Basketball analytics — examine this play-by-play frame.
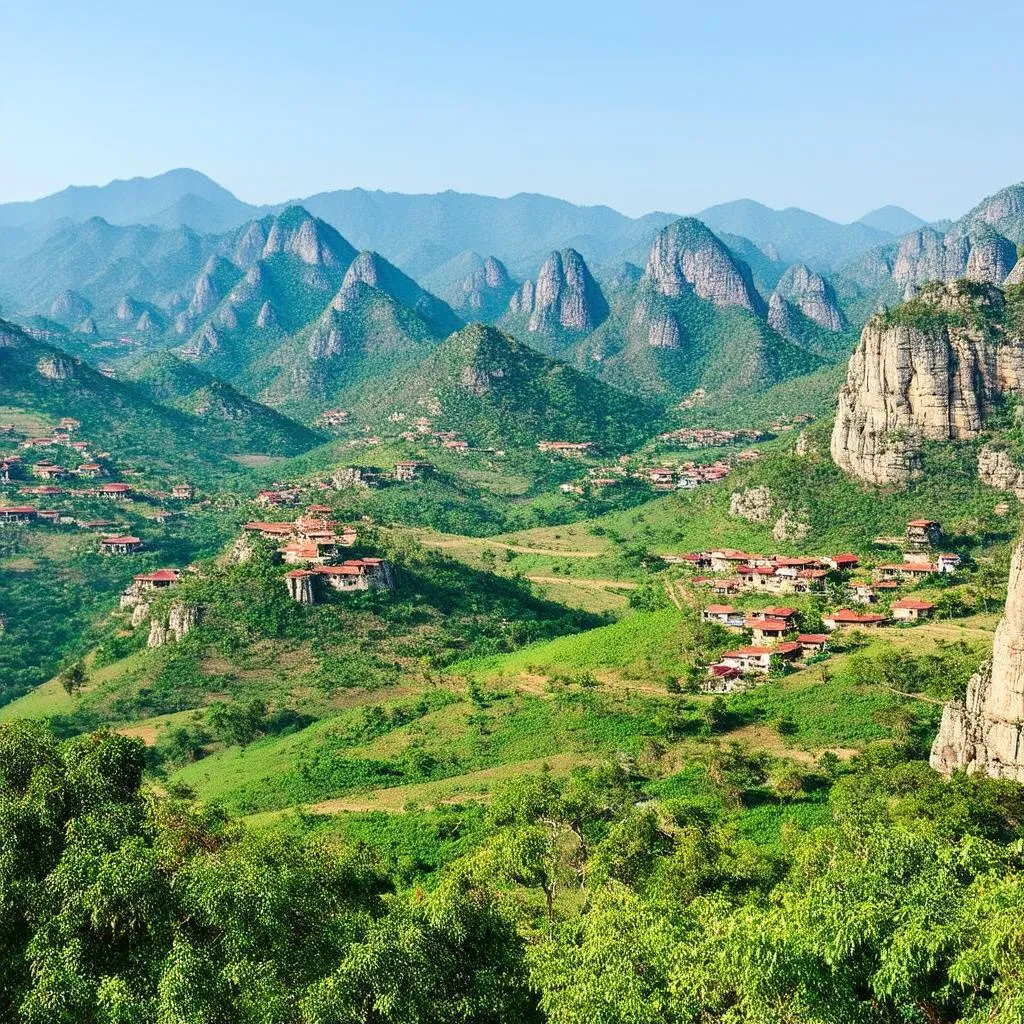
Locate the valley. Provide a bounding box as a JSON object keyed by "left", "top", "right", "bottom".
{"left": 4, "top": 166, "right": 1024, "bottom": 1022}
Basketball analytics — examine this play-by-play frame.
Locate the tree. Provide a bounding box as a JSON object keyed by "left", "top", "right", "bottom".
{"left": 59, "top": 659, "right": 87, "bottom": 698}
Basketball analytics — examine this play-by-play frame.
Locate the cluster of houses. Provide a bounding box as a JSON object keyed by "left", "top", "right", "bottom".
{"left": 239, "top": 507, "right": 394, "bottom": 603}
{"left": 656, "top": 427, "right": 768, "bottom": 449}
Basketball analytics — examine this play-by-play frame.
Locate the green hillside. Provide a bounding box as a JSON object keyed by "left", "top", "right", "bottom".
{"left": 347, "top": 323, "right": 661, "bottom": 450}
{"left": 125, "top": 351, "right": 325, "bottom": 455}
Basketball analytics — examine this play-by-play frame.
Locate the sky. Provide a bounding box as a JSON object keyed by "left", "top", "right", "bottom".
{"left": 2, "top": 0, "right": 1023, "bottom": 223}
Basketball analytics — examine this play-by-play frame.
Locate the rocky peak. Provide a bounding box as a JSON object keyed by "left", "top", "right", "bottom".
{"left": 256, "top": 300, "right": 277, "bottom": 329}
{"left": 508, "top": 249, "right": 608, "bottom": 336}
{"left": 49, "top": 289, "right": 92, "bottom": 324}
{"left": 641, "top": 218, "right": 766, "bottom": 315}
{"left": 335, "top": 251, "right": 461, "bottom": 335}
{"left": 830, "top": 280, "right": 1024, "bottom": 485}
{"left": 75, "top": 316, "right": 99, "bottom": 336}
{"left": 773, "top": 264, "right": 847, "bottom": 332}
{"left": 261, "top": 207, "right": 355, "bottom": 268}
{"left": 452, "top": 256, "right": 516, "bottom": 317}
{"left": 965, "top": 227, "right": 1018, "bottom": 285}
{"left": 188, "top": 255, "right": 238, "bottom": 319}
{"left": 932, "top": 532, "right": 1024, "bottom": 780}
{"left": 115, "top": 295, "right": 141, "bottom": 322}
{"left": 1005, "top": 259, "right": 1024, "bottom": 288}
{"left": 135, "top": 311, "right": 157, "bottom": 332}
{"left": 766, "top": 291, "right": 801, "bottom": 338}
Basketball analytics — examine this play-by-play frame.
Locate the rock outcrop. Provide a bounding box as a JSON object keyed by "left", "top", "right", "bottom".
{"left": 931, "top": 534, "right": 1024, "bottom": 781}
{"left": 773, "top": 264, "right": 847, "bottom": 332}
{"left": 256, "top": 300, "right": 277, "bottom": 329}
{"left": 729, "top": 485, "right": 773, "bottom": 522}
{"left": 965, "top": 230, "right": 1018, "bottom": 286}
{"left": 36, "top": 355, "right": 76, "bottom": 380}
{"left": 508, "top": 249, "right": 608, "bottom": 337}
{"left": 183, "top": 323, "right": 221, "bottom": 359}
{"left": 830, "top": 281, "right": 1024, "bottom": 485}
{"left": 49, "top": 289, "right": 92, "bottom": 324}
{"left": 452, "top": 256, "right": 516, "bottom": 318}
{"left": 75, "top": 316, "right": 99, "bottom": 336}
{"left": 772, "top": 511, "right": 810, "bottom": 542}
{"left": 147, "top": 601, "right": 199, "bottom": 648}
{"left": 641, "top": 218, "right": 766, "bottom": 315}
{"left": 978, "top": 445, "right": 1024, "bottom": 500}
{"left": 115, "top": 295, "right": 141, "bottom": 323}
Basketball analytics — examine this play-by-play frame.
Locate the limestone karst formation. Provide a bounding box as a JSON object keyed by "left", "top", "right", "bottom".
{"left": 931, "top": 533, "right": 1024, "bottom": 780}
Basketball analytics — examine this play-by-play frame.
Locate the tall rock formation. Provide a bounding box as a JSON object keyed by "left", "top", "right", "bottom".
{"left": 830, "top": 281, "right": 1024, "bottom": 485}
{"left": 1005, "top": 259, "right": 1024, "bottom": 288}
{"left": 931, "top": 534, "right": 1024, "bottom": 780}
{"left": 450, "top": 256, "right": 516, "bottom": 320}
{"left": 640, "top": 218, "right": 766, "bottom": 315}
{"left": 772, "top": 264, "right": 847, "bottom": 332}
{"left": 49, "top": 289, "right": 92, "bottom": 325}
{"left": 507, "top": 249, "right": 608, "bottom": 338}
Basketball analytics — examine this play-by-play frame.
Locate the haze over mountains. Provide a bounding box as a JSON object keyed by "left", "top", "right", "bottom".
{"left": 2, "top": 166, "right": 1023, "bottom": 451}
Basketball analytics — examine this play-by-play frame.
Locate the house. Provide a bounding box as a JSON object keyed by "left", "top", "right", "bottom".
{"left": 78, "top": 463, "right": 102, "bottom": 478}
{"left": 537, "top": 441, "right": 593, "bottom": 456}
{"left": 798, "top": 634, "right": 829, "bottom": 654}
{"left": 647, "top": 467, "right": 676, "bottom": 490}
{"left": 906, "top": 519, "right": 941, "bottom": 549}
{"left": 559, "top": 483, "right": 583, "bottom": 495}
{"left": 822, "top": 609, "right": 887, "bottom": 630}
{"left": 100, "top": 535, "right": 142, "bottom": 555}
{"left": 749, "top": 606, "right": 798, "bottom": 624}
{"left": 0, "top": 506, "right": 37, "bottom": 524}
{"left": 443, "top": 439, "right": 469, "bottom": 452}
{"left": 876, "top": 562, "right": 938, "bottom": 582}
{"left": 848, "top": 583, "right": 878, "bottom": 604}
{"left": 37, "top": 509, "right": 60, "bottom": 521}
{"left": 257, "top": 488, "right": 301, "bottom": 506}
{"left": 937, "top": 553, "right": 961, "bottom": 573}
{"left": 703, "top": 662, "right": 745, "bottom": 693}
{"left": 278, "top": 541, "right": 325, "bottom": 565}
{"left": 702, "top": 605, "right": 746, "bottom": 630}
{"left": 747, "top": 617, "right": 790, "bottom": 644}
{"left": 311, "top": 557, "right": 393, "bottom": 593}
{"left": 321, "top": 410, "right": 350, "bottom": 427}
{"left": 243, "top": 521, "right": 296, "bottom": 541}
{"left": 171, "top": 484, "right": 194, "bottom": 500}
{"left": 59, "top": 417, "right": 80, "bottom": 431}
{"left": 709, "top": 549, "right": 758, "bottom": 573}
{"left": 718, "top": 642, "right": 802, "bottom": 676}
{"left": 395, "top": 461, "right": 429, "bottom": 482}
{"left": 823, "top": 553, "right": 859, "bottom": 571}
{"left": 100, "top": 483, "right": 132, "bottom": 499}
{"left": 33, "top": 461, "right": 66, "bottom": 480}
{"left": 892, "top": 598, "right": 936, "bottom": 621}
{"left": 121, "top": 568, "right": 180, "bottom": 606}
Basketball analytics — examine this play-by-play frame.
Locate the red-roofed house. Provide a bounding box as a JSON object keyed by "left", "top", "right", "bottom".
{"left": 100, "top": 483, "right": 132, "bottom": 499}
{"left": 823, "top": 553, "right": 860, "bottom": 570}
{"left": 746, "top": 617, "right": 790, "bottom": 644}
{"left": 33, "top": 461, "right": 65, "bottom": 480}
{"left": 718, "top": 643, "right": 801, "bottom": 676}
{"left": 798, "top": 634, "right": 829, "bottom": 653}
{"left": 0, "top": 506, "right": 37, "bottom": 523}
{"left": 892, "top": 598, "right": 936, "bottom": 621}
{"left": 100, "top": 536, "right": 142, "bottom": 555}
{"left": 876, "top": 563, "right": 938, "bottom": 581}
{"left": 822, "top": 609, "right": 887, "bottom": 630}
{"left": 701, "top": 605, "right": 745, "bottom": 630}
{"left": 78, "top": 463, "right": 102, "bottom": 478}
{"left": 907, "top": 519, "right": 941, "bottom": 548}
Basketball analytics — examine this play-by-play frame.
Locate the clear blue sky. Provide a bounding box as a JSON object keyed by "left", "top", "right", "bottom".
{"left": 3, "top": 0, "right": 1022, "bottom": 222}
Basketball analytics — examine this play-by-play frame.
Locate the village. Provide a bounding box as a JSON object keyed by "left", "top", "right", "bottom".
{"left": 678, "top": 518, "right": 958, "bottom": 692}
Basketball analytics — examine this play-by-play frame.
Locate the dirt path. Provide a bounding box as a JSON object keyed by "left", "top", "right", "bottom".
{"left": 526, "top": 575, "right": 637, "bottom": 589}
{"left": 305, "top": 753, "right": 591, "bottom": 814}
{"left": 426, "top": 536, "right": 603, "bottom": 558}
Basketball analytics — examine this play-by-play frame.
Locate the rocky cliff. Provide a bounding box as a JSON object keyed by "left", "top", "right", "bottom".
{"left": 49, "top": 289, "right": 92, "bottom": 325}
{"left": 772, "top": 263, "right": 847, "bottom": 332}
{"left": 507, "top": 249, "right": 608, "bottom": 338}
{"left": 978, "top": 445, "right": 1024, "bottom": 499}
{"left": 450, "top": 256, "right": 516, "bottom": 319}
{"left": 225, "top": 207, "right": 357, "bottom": 270}
{"left": 640, "top": 218, "right": 765, "bottom": 315}
{"left": 830, "top": 281, "right": 1024, "bottom": 485}
{"left": 931, "top": 533, "right": 1024, "bottom": 780}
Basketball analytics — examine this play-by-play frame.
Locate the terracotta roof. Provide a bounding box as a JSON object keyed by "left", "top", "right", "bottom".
{"left": 758, "top": 606, "right": 797, "bottom": 618}
{"left": 775, "top": 642, "right": 802, "bottom": 655}
{"left": 710, "top": 664, "right": 742, "bottom": 678}
{"left": 134, "top": 569, "right": 180, "bottom": 582}
{"left": 286, "top": 569, "right": 314, "bottom": 578}
{"left": 798, "top": 634, "right": 829, "bottom": 643}
{"left": 826, "top": 609, "right": 887, "bottom": 623}
{"left": 706, "top": 604, "right": 739, "bottom": 614}
{"left": 0, "top": 505, "right": 36, "bottom": 514}
{"left": 313, "top": 565, "right": 363, "bottom": 576}
{"left": 101, "top": 483, "right": 131, "bottom": 492}
{"left": 907, "top": 519, "right": 938, "bottom": 527}
{"left": 893, "top": 598, "right": 936, "bottom": 610}
{"left": 878, "top": 563, "right": 937, "bottom": 572}
{"left": 102, "top": 536, "right": 141, "bottom": 545}
{"left": 748, "top": 617, "right": 789, "bottom": 631}
{"left": 723, "top": 646, "right": 775, "bottom": 657}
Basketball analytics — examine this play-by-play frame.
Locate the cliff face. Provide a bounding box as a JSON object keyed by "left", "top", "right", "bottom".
{"left": 507, "top": 249, "right": 608, "bottom": 337}
{"left": 641, "top": 218, "right": 765, "bottom": 315}
{"left": 830, "top": 281, "right": 1024, "bottom": 485}
{"left": 978, "top": 445, "right": 1024, "bottom": 499}
{"left": 451, "top": 256, "right": 516, "bottom": 319}
{"left": 49, "top": 289, "right": 92, "bottom": 324}
{"left": 931, "top": 534, "right": 1024, "bottom": 781}
{"left": 772, "top": 263, "right": 847, "bottom": 332}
